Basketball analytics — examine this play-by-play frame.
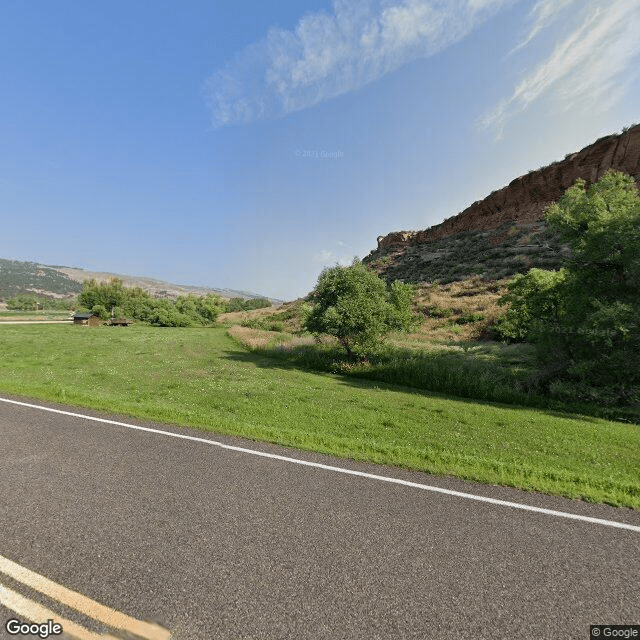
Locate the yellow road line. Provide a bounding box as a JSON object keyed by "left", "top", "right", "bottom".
{"left": 0, "top": 555, "right": 170, "bottom": 640}
{"left": 0, "top": 581, "right": 120, "bottom": 639}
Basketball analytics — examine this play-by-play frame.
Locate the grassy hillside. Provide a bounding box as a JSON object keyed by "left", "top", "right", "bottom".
{"left": 0, "top": 258, "right": 281, "bottom": 304}
{"left": 0, "top": 258, "right": 81, "bottom": 300}
{"left": 0, "top": 323, "right": 638, "bottom": 508}
{"left": 364, "top": 222, "right": 571, "bottom": 285}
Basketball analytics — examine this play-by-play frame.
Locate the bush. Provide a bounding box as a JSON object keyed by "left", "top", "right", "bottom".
{"left": 91, "top": 304, "right": 109, "bottom": 320}
{"left": 456, "top": 312, "right": 484, "bottom": 324}
{"left": 6, "top": 295, "right": 76, "bottom": 311}
{"left": 495, "top": 268, "right": 567, "bottom": 342}
{"left": 226, "top": 297, "right": 272, "bottom": 312}
{"left": 428, "top": 306, "right": 453, "bottom": 318}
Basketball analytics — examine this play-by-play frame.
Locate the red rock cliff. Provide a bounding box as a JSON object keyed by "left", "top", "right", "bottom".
{"left": 376, "top": 124, "right": 640, "bottom": 250}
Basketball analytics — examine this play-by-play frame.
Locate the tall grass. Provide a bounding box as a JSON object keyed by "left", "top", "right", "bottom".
{"left": 240, "top": 333, "right": 640, "bottom": 424}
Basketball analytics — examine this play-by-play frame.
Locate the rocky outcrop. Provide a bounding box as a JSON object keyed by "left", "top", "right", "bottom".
{"left": 375, "top": 124, "right": 640, "bottom": 251}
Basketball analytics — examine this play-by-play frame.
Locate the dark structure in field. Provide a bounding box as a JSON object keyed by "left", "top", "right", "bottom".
{"left": 107, "top": 318, "right": 134, "bottom": 326}
{"left": 73, "top": 313, "right": 102, "bottom": 327}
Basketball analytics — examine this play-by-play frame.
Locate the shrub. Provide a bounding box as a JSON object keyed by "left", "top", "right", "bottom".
{"left": 456, "top": 312, "right": 485, "bottom": 324}
{"left": 428, "top": 306, "right": 454, "bottom": 318}
{"left": 91, "top": 304, "right": 109, "bottom": 320}
{"left": 78, "top": 278, "right": 226, "bottom": 327}
{"left": 6, "top": 295, "right": 76, "bottom": 311}
{"left": 227, "top": 297, "right": 272, "bottom": 312}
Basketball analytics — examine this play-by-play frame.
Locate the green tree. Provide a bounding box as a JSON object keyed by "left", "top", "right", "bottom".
{"left": 7, "top": 294, "right": 76, "bottom": 311}
{"left": 496, "top": 268, "right": 568, "bottom": 342}
{"left": 303, "top": 261, "right": 416, "bottom": 357}
{"left": 497, "top": 170, "right": 640, "bottom": 392}
{"left": 78, "top": 278, "right": 127, "bottom": 313}
{"left": 91, "top": 304, "right": 109, "bottom": 320}
{"left": 174, "top": 293, "right": 225, "bottom": 325}
{"left": 7, "top": 295, "right": 40, "bottom": 311}
{"left": 77, "top": 278, "right": 226, "bottom": 327}
{"left": 241, "top": 297, "right": 272, "bottom": 311}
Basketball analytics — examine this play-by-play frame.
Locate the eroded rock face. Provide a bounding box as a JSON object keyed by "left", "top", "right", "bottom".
{"left": 375, "top": 124, "right": 640, "bottom": 250}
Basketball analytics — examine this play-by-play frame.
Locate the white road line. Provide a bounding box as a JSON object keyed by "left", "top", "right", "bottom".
{"left": 0, "top": 581, "right": 121, "bottom": 640}
{"left": 1, "top": 396, "right": 639, "bottom": 533}
{"left": 0, "top": 554, "right": 170, "bottom": 640}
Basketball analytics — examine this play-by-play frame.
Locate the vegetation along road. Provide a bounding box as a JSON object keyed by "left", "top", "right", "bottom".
{"left": 0, "top": 323, "right": 638, "bottom": 507}
{"left": 1, "top": 397, "right": 639, "bottom": 639}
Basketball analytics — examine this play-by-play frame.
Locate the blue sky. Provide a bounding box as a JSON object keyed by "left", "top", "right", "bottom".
{"left": 2, "top": 0, "right": 639, "bottom": 300}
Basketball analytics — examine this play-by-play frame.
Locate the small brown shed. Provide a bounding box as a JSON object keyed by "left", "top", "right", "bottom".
{"left": 73, "top": 313, "right": 102, "bottom": 327}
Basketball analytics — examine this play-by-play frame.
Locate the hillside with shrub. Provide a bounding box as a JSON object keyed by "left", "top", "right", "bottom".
{"left": 223, "top": 167, "right": 640, "bottom": 424}
{"left": 0, "top": 259, "right": 82, "bottom": 300}
{"left": 364, "top": 123, "right": 640, "bottom": 285}
{"left": 0, "top": 259, "right": 279, "bottom": 304}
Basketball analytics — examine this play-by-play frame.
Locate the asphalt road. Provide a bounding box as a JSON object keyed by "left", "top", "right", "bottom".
{"left": 1, "top": 395, "right": 638, "bottom": 639}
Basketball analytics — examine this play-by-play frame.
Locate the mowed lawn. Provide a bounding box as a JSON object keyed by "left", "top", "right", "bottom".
{"left": 1, "top": 323, "right": 639, "bottom": 508}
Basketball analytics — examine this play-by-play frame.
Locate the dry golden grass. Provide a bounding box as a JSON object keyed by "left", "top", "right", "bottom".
{"left": 219, "top": 300, "right": 305, "bottom": 333}
{"left": 217, "top": 306, "right": 277, "bottom": 324}
{"left": 227, "top": 325, "right": 282, "bottom": 349}
{"left": 408, "top": 275, "right": 512, "bottom": 343}
{"left": 227, "top": 325, "right": 316, "bottom": 350}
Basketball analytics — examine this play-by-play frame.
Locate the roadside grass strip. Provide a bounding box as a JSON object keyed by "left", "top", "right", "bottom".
{"left": 0, "top": 325, "right": 638, "bottom": 508}
{"left": 1, "top": 397, "right": 639, "bottom": 533}
{"left": 0, "top": 554, "right": 170, "bottom": 639}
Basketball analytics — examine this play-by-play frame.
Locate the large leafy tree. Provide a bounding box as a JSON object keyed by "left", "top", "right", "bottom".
{"left": 303, "top": 261, "right": 415, "bottom": 357}
{"left": 78, "top": 278, "right": 128, "bottom": 312}
{"left": 498, "top": 170, "right": 640, "bottom": 392}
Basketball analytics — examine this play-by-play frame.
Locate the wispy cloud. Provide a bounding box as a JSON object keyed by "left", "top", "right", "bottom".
{"left": 482, "top": 0, "right": 640, "bottom": 136}
{"left": 207, "top": 0, "right": 515, "bottom": 127}
{"left": 508, "top": 0, "right": 576, "bottom": 54}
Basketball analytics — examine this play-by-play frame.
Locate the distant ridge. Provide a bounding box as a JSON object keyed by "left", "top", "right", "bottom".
{"left": 0, "top": 258, "right": 282, "bottom": 304}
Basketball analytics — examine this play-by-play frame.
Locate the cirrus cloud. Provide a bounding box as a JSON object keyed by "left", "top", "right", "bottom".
{"left": 481, "top": 0, "right": 640, "bottom": 136}
{"left": 206, "top": 0, "right": 515, "bottom": 127}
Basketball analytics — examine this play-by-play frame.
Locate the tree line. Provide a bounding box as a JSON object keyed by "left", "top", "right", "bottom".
{"left": 75, "top": 279, "right": 272, "bottom": 326}
{"left": 5, "top": 295, "right": 76, "bottom": 311}
{"left": 5, "top": 282, "right": 272, "bottom": 325}
{"left": 494, "top": 170, "right": 639, "bottom": 400}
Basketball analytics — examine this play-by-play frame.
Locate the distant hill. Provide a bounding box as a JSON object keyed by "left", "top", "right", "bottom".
{"left": 0, "top": 259, "right": 82, "bottom": 300}
{"left": 0, "top": 259, "right": 281, "bottom": 304}
{"left": 364, "top": 124, "right": 640, "bottom": 284}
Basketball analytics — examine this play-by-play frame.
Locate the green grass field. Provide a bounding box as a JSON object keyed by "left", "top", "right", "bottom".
{"left": 1, "top": 323, "right": 639, "bottom": 508}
